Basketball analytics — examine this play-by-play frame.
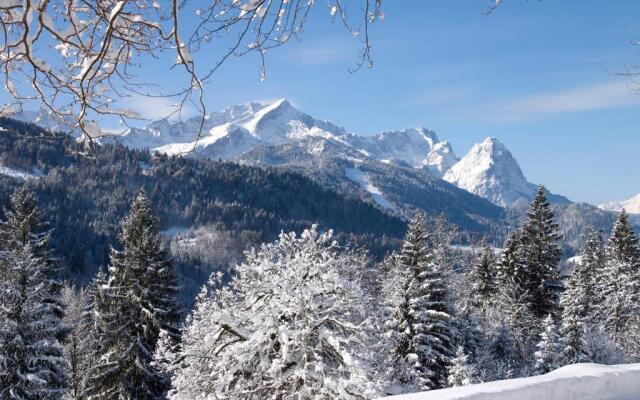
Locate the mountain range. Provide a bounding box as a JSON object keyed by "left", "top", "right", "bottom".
{"left": 94, "top": 98, "right": 568, "bottom": 209}
{"left": 7, "top": 99, "right": 636, "bottom": 255}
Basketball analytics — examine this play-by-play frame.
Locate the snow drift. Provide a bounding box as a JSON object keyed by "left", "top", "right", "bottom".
{"left": 383, "top": 363, "right": 640, "bottom": 400}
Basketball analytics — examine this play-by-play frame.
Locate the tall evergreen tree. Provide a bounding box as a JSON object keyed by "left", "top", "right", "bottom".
{"left": 85, "top": 269, "right": 108, "bottom": 365}
{"left": 85, "top": 191, "right": 180, "bottom": 400}
{"left": 470, "top": 241, "right": 497, "bottom": 307}
{"left": 560, "top": 230, "right": 604, "bottom": 365}
{"left": 600, "top": 210, "right": 640, "bottom": 349}
{"left": 62, "top": 285, "right": 94, "bottom": 400}
{"left": 519, "top": 187, "right": 562, "bottom": 319}
{"left": 0, "top": 186, "right": 67, "bottom": 399}
{"left": 385, "top": 213, "right": 457, "bottom": 393}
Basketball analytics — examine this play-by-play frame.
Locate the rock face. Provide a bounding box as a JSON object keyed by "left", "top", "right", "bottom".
{"left": 599, "top": 193, "right": 640, "bottom": 215}
{"left": 443, "top": 137, "right": 568, "bottom": 207}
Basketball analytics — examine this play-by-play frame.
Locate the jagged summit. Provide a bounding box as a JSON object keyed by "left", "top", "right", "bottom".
{"left": 599, "top": 193, "right": 640, "bottom": 215}
{"left": 425, "top": 140, "right": 459, "bottom": 177}
{"left": 443, "top": 137, "right": 565, "bottom": 207}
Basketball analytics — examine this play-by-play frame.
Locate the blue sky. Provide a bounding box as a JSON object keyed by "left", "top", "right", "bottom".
{"left": 177, "top": 0, "right": 640, "bottom": 205}
{"left": 12, "top": 1, "right": 640, "bottom": 205}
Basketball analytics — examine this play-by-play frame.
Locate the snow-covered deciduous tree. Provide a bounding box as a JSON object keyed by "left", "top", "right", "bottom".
{"left": 384, "top": 213, "right": 457, "bottom": 394}
{"left": 85, "top": 191, "right": 180, "bottom": 400}
{"left": 0, "top": 0, "right": 383, "bottom": 145}
{"left": 447, "top": 346, "right": 478, "bottom": 387}
{"left": 152, "top": 329, "right": 181, "bottom": 391}
{"left": 170, "top": 225, "right": 379, "bottom": 399}
{"left": 61, "top": 285, "right": 95, "bottom": 400}
{"left": 0, "top": 185, "right": 67, "bottom": 399}
{"left": 534, "top": 314, "right": 561, "bottom": 375}
{"left": 560, "top": 230, "right": 604, "bottom": 365}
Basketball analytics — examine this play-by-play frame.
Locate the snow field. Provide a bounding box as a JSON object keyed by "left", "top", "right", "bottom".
{"left": 383, "top": 363, "right": 640, "bottom": 400}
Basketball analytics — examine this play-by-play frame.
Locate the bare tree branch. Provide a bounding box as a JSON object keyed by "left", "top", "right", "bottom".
{"left": 0, "top": 0, "right": 384, "bottom": 152}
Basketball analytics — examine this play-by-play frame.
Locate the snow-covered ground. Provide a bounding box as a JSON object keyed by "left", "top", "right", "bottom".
{"left": 383, "top": 363, "right": 640, "bottom": 400}
{"left": 345, "top": 167, "right": 394, "bottom": 210}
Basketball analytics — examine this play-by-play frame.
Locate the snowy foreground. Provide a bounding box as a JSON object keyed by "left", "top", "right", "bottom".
{"left": 384, "top": 363, "right": 640, "bottom": 400}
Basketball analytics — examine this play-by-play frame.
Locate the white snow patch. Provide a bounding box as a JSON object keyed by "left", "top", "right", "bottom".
{"left": 566, "top": 255, "right": 583, "bottom": 266}
{"left": 384, "top": 363, "right": 640, "bottom": 400}
{"left": 0, "top": 165, "right": 43, "bottom": 181}
{"left": 451, "top": 245, "right": 502, "bottom": 256}
{"left": 344, "top": 167, "right": 393, "bottom": 210}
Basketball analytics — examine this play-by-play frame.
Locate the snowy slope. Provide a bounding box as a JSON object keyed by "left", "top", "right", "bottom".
{"left": 384, "top": 363, "right": 640, "bottom": 400}
{"left": 443, "top": 137, "right": 568, "bottom": 207}
{"left": 344, "top": 167, "right": 394, "bottom": 210}
{"left": 599, "top": 193, "right": 640, "bottom": 215}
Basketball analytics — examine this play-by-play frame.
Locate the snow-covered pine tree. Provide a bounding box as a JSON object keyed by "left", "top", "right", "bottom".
{"left": 469, "top": 241, "right": 497, "bottom": 307}
{"left": 170, "top": 226, "right": 378, "bottom": 399}
{"left": 492, "top": 274, "right": 538, "bottom": 375}
{"left": 534, "top": 314, "right": 561, "bottom": 375}
{"left": 84, "top": 269, "right": 108, "bottom": 366}
{"left": 85, "top": 191, "right": 180, "bottom": 400}
{"left": 62, "top": 285, "right": 94, "bottom": 400}
{"left": 560, "top": 230, "right": 604, "bottom": 365}
{"left": 496, "top": 230, "right": 523, "bottom": 292}
{"left": 600, "top": 210, "right": 640, "bottom": 351}
{"left": 0, "top": 186, "right": 67, "bottom": 399}
{"left": 447, "top": 346, "right": 478, "bottom": 387}
{"left": 480, "top": 322, "right": 519, "bottom": 381}
{"left": 519, "top": 187, "right": 562, "bottom": 319}
{"left": 384, "top": 213, "right": 457, "bottom": 393}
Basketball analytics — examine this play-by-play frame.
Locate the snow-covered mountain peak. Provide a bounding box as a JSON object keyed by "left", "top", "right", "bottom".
{"left": 425, "top": 140, "right": 459, "bottom": 177}
{"left": 443, "top": 136, "right": 537, "bottom": 207}
{"left": 598, "top": 193, "right": 640, "bottom": 215}
{"left": 342, "top": 127, "right": 447, "bottom": 169}
{"left": 475, "top": 136, "right": 510, "bottom": 158}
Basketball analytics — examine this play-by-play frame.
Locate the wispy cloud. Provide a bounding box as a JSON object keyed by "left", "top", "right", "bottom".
{"left": 289, "top": 42, "right": 353, "bottom": 66}
{"left": 482, "top": 81, "right": 640, "bottom": 123}
{"left": 122, "top": 94, "right": 197, "bottom": 121}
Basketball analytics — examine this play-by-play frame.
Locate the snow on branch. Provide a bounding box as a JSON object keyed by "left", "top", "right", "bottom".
{"left": 0, "top": 0, "right": 384, "bottom": 146}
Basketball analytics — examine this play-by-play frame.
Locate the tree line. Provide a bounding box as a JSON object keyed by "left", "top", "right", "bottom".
{"left": 1, "top": 185, "right": 639, "bottom": 399}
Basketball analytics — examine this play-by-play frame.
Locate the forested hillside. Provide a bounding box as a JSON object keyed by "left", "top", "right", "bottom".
{"left": 0, "top": 118, "right": 405, "bottom": 287}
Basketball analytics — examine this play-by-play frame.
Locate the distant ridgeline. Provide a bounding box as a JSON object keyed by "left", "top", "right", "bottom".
{"left": 0, "top": 118, "right": 406, "bottom": 286}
